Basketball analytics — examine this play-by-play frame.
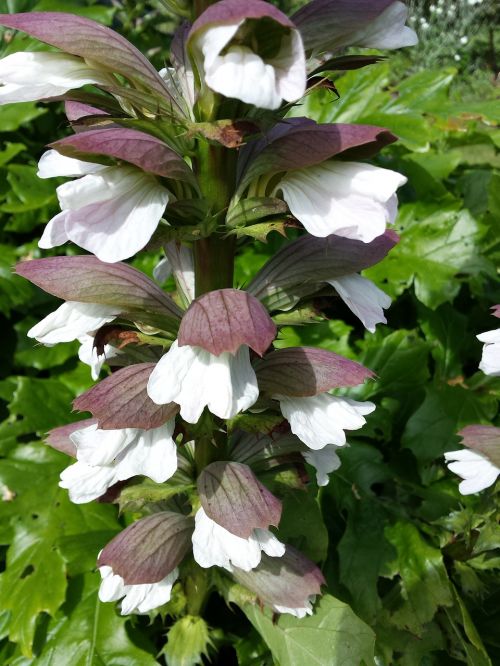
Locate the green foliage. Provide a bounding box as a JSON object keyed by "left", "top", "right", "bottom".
{"left": 0, "top": 3, "right": 499, "bottom": 665}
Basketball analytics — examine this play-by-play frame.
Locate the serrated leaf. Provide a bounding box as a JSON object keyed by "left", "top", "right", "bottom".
{"left": 229, "top": 220, "right": 289, "bottom": 242}
{"left": 243, "top": 594, "right": 375, "bottom": 666}
{"left": 35, "top": 574, "right": 158, "bottom": 666}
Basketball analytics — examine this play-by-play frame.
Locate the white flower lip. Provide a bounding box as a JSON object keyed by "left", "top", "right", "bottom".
{"left": 277, "top": 393, "right": 376, "bottom": 450}
{"left": 37, "top": 151, "right": 169, "bottom": 263}
{"left": 477, "top": 328, "right": 500, "bottom": 376}
{"left": 197, "top": 18, "right": 306, "bottom": 110}
{"left": 59, "top": 422, "right": 177, "bottom": 504}
{"left": 147, "top": 340, "right": 259, "bottom": 423}
{"left": 277, "top": 161, "right": 407, "bottom": 242}
{"left": 303, "top": 445, "right": 342, "bottom": 487}
{"left": 444, "top": 448, "right": 500, "bottom": 495}
{"left": 27, "top": 301, "right": 118, "bottom": 346}
{"left": 191, "top": 507, "right": 285, "bottom": 572}
{"left": 327, "top": 273, "right": 392, "bottom": 333}
{"left": 0, "top": 51, "right": 111, "bottom": 105}
{"left": 99, "top": 565, "right": 179, "bottom": 615}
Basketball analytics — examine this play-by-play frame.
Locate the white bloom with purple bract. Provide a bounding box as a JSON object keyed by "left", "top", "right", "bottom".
{"left": 477, "top": 328, "right": 500, "bottom": 376}
{"left": 99, "top": 564, "right": 178, "bottom": 615}
{"left": 276, "top": 161, "right": 407, "bottom": 242}
{"left": 195, "top": 20, "right": 305, "bottom": 110}
{"left": 37, "top": 150, "right": 169, "bottom": 263}
{"left": 327, "top": 273, "right": 391, "bottom": 333}
{"left": 444, "top": 448, "right": 500, "bottom": 495}
{"left": 27, "top": 301, "right": 118, "bottom": 345}
{"left": 192, "top": 507, "right": 285, "bottom": 572}
{"left": 277, "top": 393, "right": 375, "bottom": 449}
{"left": 147, "top": 340, "right": 259, "bottom": 423}
{"left": 0, "top": 51, "right": 111, "bottom": 105}
{"left": 59, "top": 421, "right": 177, "bottom": 503}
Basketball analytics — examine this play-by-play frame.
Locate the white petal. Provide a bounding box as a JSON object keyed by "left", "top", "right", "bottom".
{"left": 147, "top": 341, "right": 258, "bottom": 423}
{"left": 113, "top": 423, "right": 178, "bottom": 484}
{"left": 77, "top": 336, "right": 122, "bottom": 381}
{"left": 38, "top": 211, "right": 70, "bottom": 249}
{"left": 273, "top": 601, "right": 314, "bottom": 618}
{"left": 348, "top": 2, "right": 418, "bottom": 49}
{"left": 57, "top": 166, "right": 169, "bottom": 263}
{"left": 59, "top": 461, "right": 118, "bottom": 503}
{"left": 37, "top": 149, "right": 105, "bottom": 179}
{"left": 70, "top": 423, "right": 137, "bottom": 466}
{"left": 121, "top": 569, "right": 178, "bottom": 615}
{"left": 303, "top": 445, "right": 342, "bottom": 486}
{"left": 254, "top": 528, "right": 286, "bottom": 558}
{"left": 274, "top": 30, "right": 307, "bottom": 102}
{"left": 277, "top": 161, "right": 407, "bottom": 242}
{"left": 27, "top": 301, "right": 118, "bottom": 345}
{"left": 477, "top": 329, "right": 500, "bottom": 344}
{"left": 445, "top": 448, "right": 500, "bottom": 495}
{"left": 327, "top": 274, "right": 391, "bottom": 333}
{"left": 153, "top": 256, "right": 172, "bottom": 285}
{"left": 165, "top": 242, "right": 195, "bottom": 304}
{"left": 98, "top": 567, "right": 127, "bottom": 602}
{"left": 277, "top": 394, "right": 375, "bottom": 450}
{"left": 192, "top": 508, "right": 265, "bottom": 572}
{"left": 206, "top": 46, "right": 282, "bottom": 110}
{"left": 199, "top": 23, "right": 241, "bottom": 70}
{"left": 0, "top": 52, "right": 111, "bottom": 104}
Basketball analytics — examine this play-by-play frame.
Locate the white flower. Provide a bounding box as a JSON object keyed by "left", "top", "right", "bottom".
{"left": 276, "top": 394, "right": 375, "bottom": 450}
{"left": 153, "top": 256, "right": 172, "bottom": 284}
{"left": 27, "top": 301, "right": 118, "bottom": 345}
{"left": 275, "top": 161, "right": 407, "bottom": 242}
{"left": 196, "top": 21, "right": 306, "bottom": 110}
{"left": 77, "top": 334, "right": 122, "bottom": 380}
{"left": 159, "top": 66, "right": 195, "bottom": 118}
{"left": 327, "top": 274, "right": 391, "bottom": 332}
{"left": 59, "top": 422, "right": 177, "bottom": 503}
{"left": 192, "top": 507, "right": 285, "bottom": 572}
{"left": 147, "top": 340, "right": 259, "bottom": 423}
{"left": 444, "top": 449, "right": 500, "bottom": 495}
{"left": 37, "top": 150, "right": 169, "bottom": 263}
{"left": 0, "top": 51, "right": 111, "bottom": 105}
{"left": 477, "top": 328, "right": 500, "bottom": 376}
{"left": 302, "top": 445, "right": 342, "bottom": 486}
{"left": 345, "top": 1, "right": 418, "bottom": 49}
{"left": 99, "top": 564, "right": 178, "bottom": 614}
{"left": 273, "top": 600, "right": 315, "bottom": 618}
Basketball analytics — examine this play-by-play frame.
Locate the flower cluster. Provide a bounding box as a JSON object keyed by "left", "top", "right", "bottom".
{"left": 1, "top": 0, "right": 416, "bottom": 618}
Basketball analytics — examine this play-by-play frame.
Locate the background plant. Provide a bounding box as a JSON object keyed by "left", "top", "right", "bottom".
{"left": 0, "top": 1, "right": 499, "bottom": 665}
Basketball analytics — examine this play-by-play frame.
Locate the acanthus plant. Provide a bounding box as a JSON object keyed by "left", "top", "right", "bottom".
{"left": 0, "top": 0, "right": 417, "bottom": 631}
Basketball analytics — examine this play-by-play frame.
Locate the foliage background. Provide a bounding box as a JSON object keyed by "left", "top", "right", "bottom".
{"left": 0, "top": 1, "right": 499, "bottom": 664}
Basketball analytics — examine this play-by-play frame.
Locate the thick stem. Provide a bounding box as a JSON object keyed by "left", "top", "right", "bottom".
{"left": 194, "top": 142, "right": 237, "bottom": 296}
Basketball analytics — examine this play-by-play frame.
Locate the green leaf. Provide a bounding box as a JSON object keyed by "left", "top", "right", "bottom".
{"left": 243, "top": 594, "right": 375, "bottom": 666}
{"left": 0, "top": 523, "right": 67, "bottom": 657}
{"left": 365, "top": 203, "right": 494, "bottom": 309}
{"left": 402, "top": 385, "right": 498, "bottom": 465}
{"left": 418, "top": 303, "right": 468, "bottom": 380}
{"left": 14, "top": 318, "right": 78, "bottom": 370}
{"left": 117, "top": 478, "right": 194, "bottom": 514}
{"left": 0, "top": 143, "right": 25, "bottom": 167}
{"left": 355, "top": 329, "right": 430, "bottom": 399}
{"left": 1, "top": 164, "right": 56, "bottom": 216}
{"left": 278, "top": 489, "right": 328, "bottom": 561}
{"left": 7, "top": 376, "right": 74, "bottom": 434}
{"left": 35, "top": 574, "right": 158, "bottom": 666}
{"left": 0, "top": 244, "right": 33, "bottom": 316}
{"left": 338, "top": 502, "right": 395, "bottom": 621}
{"left": 0, "top": 102, "right": 46, "bottom": 132}
{"left": 162, "top": 615, "right": 212, "bottom": 666}
{"left": 383, "top": 522, "right": 453, "bottom": 634}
